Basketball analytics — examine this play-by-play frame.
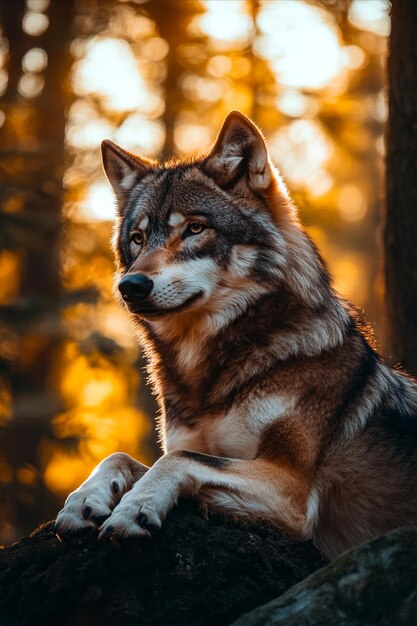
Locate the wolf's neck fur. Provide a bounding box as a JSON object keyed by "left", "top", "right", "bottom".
{"left": 136, "top": 234, "right": 351, "bottom": 424}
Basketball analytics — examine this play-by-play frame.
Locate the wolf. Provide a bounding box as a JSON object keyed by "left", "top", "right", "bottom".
{"left": 54, "top": 111, "right": 417, "bottom": 560}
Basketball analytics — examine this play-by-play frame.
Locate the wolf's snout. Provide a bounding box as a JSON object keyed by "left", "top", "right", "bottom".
{"left": 118, "top": 274, "right": 153, "bottom": 303}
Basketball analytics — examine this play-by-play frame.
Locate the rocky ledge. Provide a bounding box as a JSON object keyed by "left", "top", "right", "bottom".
{"left": 2, "top": 500, "right": 415, "bottom": 626}
{"left": 232, "top": 526, "right": 417, "bottom": 626}
{"left": 0, "top": 501, "right": 325, "bottom": 626}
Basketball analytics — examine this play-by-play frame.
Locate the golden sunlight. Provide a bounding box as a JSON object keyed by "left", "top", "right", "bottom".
{"left": 349, "top": 0, "right": 390, "bottom": 36}
{"left": 175, "top": 122, "right": 212, "bottom": 154}
{"left": 337, "top": 184, "right": 367, "bottom": 222}
{"left": 43, "top": 346, "right": 150, "bottom": 495}
{"left": 78, "top": 181, "right": 116, "bottom": 221}
{"left": 73, "top": 37, "right": 154, "bottom": 111}
{"left": 269, "top": 119, "right": 333, "bottom": 194}
{"left": 44, "top": 404, "right": 149, "bottom": 493}
{"left": 114, "top": 114, "right": 165, "bottom": 153}
{"left": 196, "top": 0, "right": 252, "bottom": 46}
{"left": 256, "top": 1, "right": 344, "bottom": 91}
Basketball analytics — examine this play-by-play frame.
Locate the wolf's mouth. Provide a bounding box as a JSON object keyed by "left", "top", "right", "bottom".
{"left": 128, "top": 291, "right": 204, "bottom": 318}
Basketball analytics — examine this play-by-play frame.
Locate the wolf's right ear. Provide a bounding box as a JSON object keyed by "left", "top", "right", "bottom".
{"left": 203, "top": 111, "right": 273, "bottom": 193}
{"left": 101, "top": 140, "right": 154, "bottom": 214}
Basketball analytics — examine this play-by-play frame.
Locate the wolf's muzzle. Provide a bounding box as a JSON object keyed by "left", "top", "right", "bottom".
{"left": 118, "top": 274, "right": 153, "bottom": 304}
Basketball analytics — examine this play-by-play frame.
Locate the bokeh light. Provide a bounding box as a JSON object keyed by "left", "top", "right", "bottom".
{"left": 22, "top": 47, "right": 48, "bottom": 73}
{"left": 80, "top": 182, "right": 117, "bottom": 222}
{"left": 74, "top": 38, "right": 156, "bottom": 111}
{"left": 349, "top": 0, "right": 391, "bottom": 36}
{"left": 196, "top": 0, "right": 252, "bottom": 46}
{"left": 22, "top": 11, "right": 49, "bottom": 36}
{"left": 256, "top": 1, "right": 344, "bottom": 90}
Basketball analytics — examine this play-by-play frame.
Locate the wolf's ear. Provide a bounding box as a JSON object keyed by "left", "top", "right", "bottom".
{"left": 101, "top": 140, "right": 153, "bottom": 213}
{"left": 204, "top": 111, "right": 273, "bottom": 193}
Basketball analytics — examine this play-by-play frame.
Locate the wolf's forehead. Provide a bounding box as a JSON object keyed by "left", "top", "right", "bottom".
{"left": 126, "top": 169, "right": 226, "bottom": 228}
{"left": 127, "top": 174, "right": 168, "bottom": 225}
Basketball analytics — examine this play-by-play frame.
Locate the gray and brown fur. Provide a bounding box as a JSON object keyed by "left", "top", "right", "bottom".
{"left": 54, "top": 111, "right": 417, "bottom": 560}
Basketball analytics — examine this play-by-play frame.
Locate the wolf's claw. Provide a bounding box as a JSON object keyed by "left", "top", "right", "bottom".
{"left": 98, "top": 525, "right": 113, "bottom": 541}
{"left": 137, "top": 513, "right": 148, "bottom": 528}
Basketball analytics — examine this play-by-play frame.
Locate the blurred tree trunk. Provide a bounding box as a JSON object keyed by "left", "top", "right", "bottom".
{"left": 0, "top": 0, "right": 27, "bottom": 102}
{"left": 0, "top": 0, "right": 75, "bottom": 540}
{"left": 154, "top": 0, "right": 184, "bottom": 158}
{"left": 385, "top": 0, "right": 417, "bottom": 376}
{"left": 148, "top": 0, "right": 203, "bottom": 159}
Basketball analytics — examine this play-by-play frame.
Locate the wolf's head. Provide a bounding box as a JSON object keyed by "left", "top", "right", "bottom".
{"left": 102, "top": 111, "right": 332, "bottom": 334}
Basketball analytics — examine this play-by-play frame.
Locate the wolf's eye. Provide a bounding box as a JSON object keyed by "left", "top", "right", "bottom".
{"left": 188, "top": 223, "right": 205, "bottom": 235}
{"left": 130, "top": 231, "right": 144, "bottom": 246}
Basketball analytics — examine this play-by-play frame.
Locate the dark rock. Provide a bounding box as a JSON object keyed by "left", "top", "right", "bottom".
{"left": 0, "top": 501, "right": 326, "bottom": 626}
{"left": 231, "top": 526, "right": 417, "bottom": 626}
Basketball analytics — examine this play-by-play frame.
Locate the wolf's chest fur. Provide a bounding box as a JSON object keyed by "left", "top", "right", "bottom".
{"left": 165, "top": 393, "right": 295, "bottom": 459}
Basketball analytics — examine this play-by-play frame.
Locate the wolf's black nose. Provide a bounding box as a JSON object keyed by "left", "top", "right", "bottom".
{"left": 118, "top": 274, "right": 153, "bottom": 303}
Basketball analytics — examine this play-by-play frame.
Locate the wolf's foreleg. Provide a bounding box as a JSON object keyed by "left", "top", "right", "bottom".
{"left": 54, "top": 452, "right": 148, "bottom": 540}
{"left": 98, "top": 451, "right": 309, "bottom": 541}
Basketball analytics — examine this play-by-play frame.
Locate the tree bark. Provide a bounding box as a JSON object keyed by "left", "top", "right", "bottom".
{"left": 385, "top": 0, "right": 417, "bottom": 376}
{"left": 0, "top": 503, "right": 326, "bottom": 626}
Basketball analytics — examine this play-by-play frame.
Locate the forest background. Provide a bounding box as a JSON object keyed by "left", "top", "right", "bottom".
{"left": 0, "top": 0, "right": 392, "bottom": 545}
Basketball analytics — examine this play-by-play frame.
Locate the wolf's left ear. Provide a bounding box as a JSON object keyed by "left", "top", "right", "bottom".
{"left": 101, "top": 140, "right": 154, "bottom": 213}
{"left": 204, "top": 111, "right": 274, "bottom": 193}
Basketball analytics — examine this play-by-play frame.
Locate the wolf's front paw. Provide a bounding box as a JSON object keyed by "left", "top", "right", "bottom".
{"left": 54, "top": 474, "right": 127, "bottom": 542}
{"left": 98, "top": 489, "right": 166, "bottom": 543}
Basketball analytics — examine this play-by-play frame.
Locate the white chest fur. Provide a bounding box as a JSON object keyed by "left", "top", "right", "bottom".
{"left": 165, "top": 393, "right": 294, "bottom": 459}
